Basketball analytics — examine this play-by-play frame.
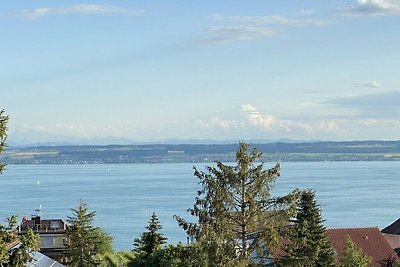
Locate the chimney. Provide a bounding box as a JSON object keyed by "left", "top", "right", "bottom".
{"left": 34, "top": 215, "right": 41, "bottom": 225}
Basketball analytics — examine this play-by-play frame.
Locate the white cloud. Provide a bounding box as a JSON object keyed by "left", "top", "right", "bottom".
{"left": 339, "top": 0, "right": 400, "bottom": 16}
{"left": 318, "top": 120, "right": 342, "bottom": 132}
{"left": 297, "top": 122, "right": 316, "bottom": 134}
{"left": 199, "top": 26, "right": 281, "bottom": 44}
{"left": 317, "top": 118, "right": 400, "bottom": 139}
{"left": 200, "top": 13, "right": 329, "bottom": 45}
{"left": 13, "top": 111, "right": 400, "bottom": 143}
{"left": 301, "top": 9, "right": 315, "bottom": 15}
{"left": 15, "top": 4, "right": 144, "bottom": 19}
{"left": 195, "top": 117, "right": 244, "bottom": 130}
{"left": 241, "top": 104, "right": 315, "bottom": 133}
{"left": 56, "top": 123, "right": 86, "bottom": 131}
{"left": 238, "top": 104, "right": 400, "bottom": 139}
{"left": 212, "top": 14, "right": 329, "bottom": 27}
{"left": 241, "top": 104, "right": 258, "bottom": 112}
{"left": 353, "top": 80, "right": 383, "bottom": 88}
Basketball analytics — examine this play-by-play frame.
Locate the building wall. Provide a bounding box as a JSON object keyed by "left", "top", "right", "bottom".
{"left": 383, "top": 233, "right": 400, "bottom": 249}
{"left": 39, "top": 234, "right": 67, "bottom": 249}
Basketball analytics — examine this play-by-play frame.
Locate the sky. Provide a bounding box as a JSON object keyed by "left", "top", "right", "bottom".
{"left": 1, "top": 0, "right": 400, "bottom": 144}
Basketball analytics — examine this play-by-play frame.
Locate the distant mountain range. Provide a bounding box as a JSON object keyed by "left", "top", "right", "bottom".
{"left": 7, "top": 129, "right": 321, "bottom": 147}
{"left": 1, "top": 140, "right": 399, "bottom": 164}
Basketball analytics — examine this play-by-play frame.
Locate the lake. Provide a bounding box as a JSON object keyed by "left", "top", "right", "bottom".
{"left": 0, "top": 162, "right": 399, "bottom": 251}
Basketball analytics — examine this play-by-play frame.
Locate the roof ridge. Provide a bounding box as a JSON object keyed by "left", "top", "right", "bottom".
{"left": 327, "top": 226, "right": 379, "bottom": 230}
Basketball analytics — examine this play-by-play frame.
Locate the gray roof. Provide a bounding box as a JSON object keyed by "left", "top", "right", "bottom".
{"left": 382, "top": 218, "right": 400, "bottom": 235}
{"left": 28, "top": 251, "right": 66, "bottom": 267}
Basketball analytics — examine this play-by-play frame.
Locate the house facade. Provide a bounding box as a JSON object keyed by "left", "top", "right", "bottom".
{"left": 19, "top": 215, "right": 69, "bottom": 264}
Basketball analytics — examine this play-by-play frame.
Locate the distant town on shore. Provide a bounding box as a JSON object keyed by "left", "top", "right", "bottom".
{"left": 1, "top": 140, "right": 399, "bottom": 164}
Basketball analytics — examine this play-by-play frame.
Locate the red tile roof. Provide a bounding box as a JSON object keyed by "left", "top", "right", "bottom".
{"left": 327, "top": 227, "right": 399, "bottom": 267}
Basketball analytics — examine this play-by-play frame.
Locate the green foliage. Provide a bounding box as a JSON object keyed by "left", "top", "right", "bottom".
{"left": 279, "top": 190, "right": 336, "bottom": 267}
{"left": 97, "top": 251, "right": 134, "bottom": 267}
{"left": 0, "top": 215, "right": 39, "bottom": 267}
{"left": 66, "top": 200, "right": 113, "bottom": 267}
{"left": 128, "top": 243, "right": 206, "bottom": 267}
{"left": 175, "top": 142, "right": 299, "bottom": 266}
{"left": 340, "top": 235, "right": 371, "bottom": 267}
{"left": 133, "top": 212, "right": 167, "bottom": 257}
{"left": 0, "top": 216, "right": 17, "bottom": 265}
{"left": 0, "top": 109, "right": 9, "bottom": 173}
{"left": 8, "top": 228, "right": 39, "bottom": 267}
{"left": 0, "top": 242, "right": 8, "bottom": 266}
{"left": 94, "top": 227, "right": 114, "bottom": 255}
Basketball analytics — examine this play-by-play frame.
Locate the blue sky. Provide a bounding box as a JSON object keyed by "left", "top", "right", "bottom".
{"left": 1, "top": 0, "right": 400, "bottom": 144}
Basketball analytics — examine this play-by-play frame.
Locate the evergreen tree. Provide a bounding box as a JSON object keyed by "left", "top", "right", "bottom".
{"left": 66, "top": 200, "right": 113, "bottom": 267}
{"left": 279, "top": 190, "right": 336, "bottom": 266}
{"left": 133, "top": 212, "right": 167, "bottom": 256}
{"left": 341, "top": 235, "right": 371, "bottom": 267}
{"left": 174, "top": 142, "right": 299, "bottom": 266}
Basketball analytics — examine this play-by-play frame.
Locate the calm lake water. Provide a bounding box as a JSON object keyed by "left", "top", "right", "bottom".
{"left": 1, "top": 162, "right": 399, "bottom": 251}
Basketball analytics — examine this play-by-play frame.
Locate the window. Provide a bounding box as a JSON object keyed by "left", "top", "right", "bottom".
{"left": 42, "top": 236, "right": 54, "bottom": 247}
{"left": 50, "top": 221, "right": 60, "bottom": 229}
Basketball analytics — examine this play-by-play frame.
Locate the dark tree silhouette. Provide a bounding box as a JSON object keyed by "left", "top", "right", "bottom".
{"left": 279, "top": 190, "right": 336, "bottom": 266}
{"left": 133, "top": 212, "right": 167, "bottom": 256}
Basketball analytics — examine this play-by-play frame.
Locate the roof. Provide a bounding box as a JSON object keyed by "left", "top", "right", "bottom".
{"left": 7, "top": 243, "right": 65, "bottom": 267}
{"left": 28, "top": 251, "right": 66, "bottom": 267}
{"left": 327, "top": 227, "right": 399, "bottom": 267}
{"left": 20, "top": 217, "right": 68, "bottom": 233}
{"left": 5, "top": 240, "right": 20, "bottom": 251}
{"left": 382, "top": 218, "right": 400, "bottom": 235}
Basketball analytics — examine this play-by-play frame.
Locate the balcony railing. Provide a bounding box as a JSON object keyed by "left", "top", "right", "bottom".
{"left": 20, "top": 224, "right": 65, "bottom": 233}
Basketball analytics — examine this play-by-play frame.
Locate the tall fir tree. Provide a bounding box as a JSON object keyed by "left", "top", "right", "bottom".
{"left": 133, "top": 212, "right": 167, "bottom": 256}
{"left": 175, "top": 142, "right": 299, "bottom": 266}
{"left": 279, "top": 190, "right": 336, "bottom": 267}
{"left": 66, "top": 200, "right": 113, "bottom": 267}
{"left": 341, "top": 235, "right": 371, "bottom": 267}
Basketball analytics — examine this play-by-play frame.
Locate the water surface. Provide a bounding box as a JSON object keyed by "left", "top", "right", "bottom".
{"left": 0, "top": 162, "right": 399, "bottom": 250}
